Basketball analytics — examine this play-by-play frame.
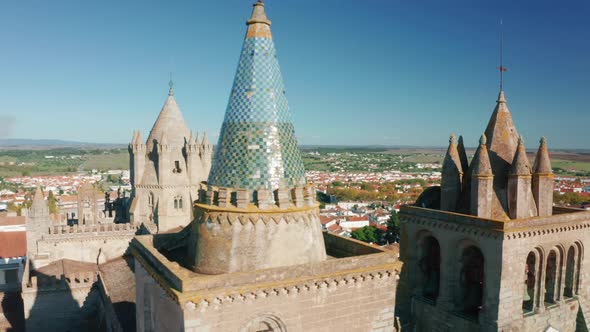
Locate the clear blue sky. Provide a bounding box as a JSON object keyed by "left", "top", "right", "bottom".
{"left": 0, "top": 0, "right": 588, "bottom": 149}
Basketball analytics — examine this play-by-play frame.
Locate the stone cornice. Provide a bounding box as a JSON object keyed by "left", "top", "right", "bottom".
{"left": 401, "top": 205, "right": 590, "bottom": 240}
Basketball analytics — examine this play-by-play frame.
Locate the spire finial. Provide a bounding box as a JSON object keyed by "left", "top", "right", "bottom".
{"left": 168, "top": 73, "right": 174, "bottom": 96}
{"left": 449, "top": 133, "right": 456, "bottom": 144}
{"left": 480, "top": 134, "right": 487, "bottom": 145}
{"left": 540, "top": 136, "right": 547, "bottom": 145}
{"left": 498, "top": 19, "right": 508, "bottom": 92}
{"left": 518, "top": 135, "right": 524, "bottom": 145}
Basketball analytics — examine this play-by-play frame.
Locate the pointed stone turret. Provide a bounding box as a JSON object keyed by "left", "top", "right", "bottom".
{"left": 532, "top": 137, "right": 554, "bottom": 216}
{"left": 441, "top": 134, "right": 463, "bottom": 212}
{"left": 146, "top": 81, "right": 190, "bottom": 151}
{"left": 191, "top": 1, "right": 326, "bottom": 275}
{"left": 507, "top": 137, "right": 537, "bottom": 219}
{"left": 32, "top": 186, "right": 45, "bottom": 209}
{"left": 207, "top": 0, "right": 306, "bottom": 193}
{"left": 470, "top": 135, "right": 494, "bottom": 218}
{"left": 484, "top": 90, "right": 520, "bottom": 217}
{"left": 26, "top": 186, "right": 50, "bottom": 254}
{"left": 129, "top": 83, "right": 211, "bottom": 231}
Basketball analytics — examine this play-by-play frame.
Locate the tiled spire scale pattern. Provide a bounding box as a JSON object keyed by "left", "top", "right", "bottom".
{"left": 208, "top": 4, "right": 306, "bottom": 192}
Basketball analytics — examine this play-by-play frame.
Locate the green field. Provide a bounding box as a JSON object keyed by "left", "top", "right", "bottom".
{"left": 552, "top": 159, "right": 590, "bottom": 176}
{"left": 82, "top": 152, "right": 129, "bottom": 171}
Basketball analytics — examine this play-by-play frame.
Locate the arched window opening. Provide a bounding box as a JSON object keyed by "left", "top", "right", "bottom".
{"left": 179, "top": 197, "right": 183, "bottom": 209}
{"left": 241, "top": 314, "right": 286, "bottom": 332}
{"left": 418, "top": 236, "right": 441, "bottom": 302}
{"left": 575, "top": 242, "right": 583, "bottom": 295}
{"left": 148, "top": 193, "right": 154, "bottom": 207}
{"left": 564, "top": 246, "right": 577, "bottom": 298}
{"left": 523, "top": 252, "right": 536, "bottom": 312}
{"left": 459, "top": 246, "right": 484, "bottom": 318}
{"left": 545, "top": 251, "right": 558, "bottom": 304}
{"left": 174, "top": 199, "right": 178, "bottom": 209}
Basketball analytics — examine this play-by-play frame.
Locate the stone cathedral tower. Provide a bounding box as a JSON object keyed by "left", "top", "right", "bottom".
{"left": 189, "top": 0, "right": 326, "bottom": 273}
{"left": 399, "top": 87, "right": 590, "bottom": 332}
{"left": 128, "top": 82, "right": 212, "bottom": 232}
{"left": 132, "top": 3, "right": 398, "bottom": 331}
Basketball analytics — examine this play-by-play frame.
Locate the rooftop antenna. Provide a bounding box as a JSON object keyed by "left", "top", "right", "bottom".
{"left": 498, "top": 19, "right": 508, "bottom": 91}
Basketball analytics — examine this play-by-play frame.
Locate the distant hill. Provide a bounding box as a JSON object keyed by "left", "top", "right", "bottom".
{"left": 0, "top": 139, "right": 125, "bottom": 150}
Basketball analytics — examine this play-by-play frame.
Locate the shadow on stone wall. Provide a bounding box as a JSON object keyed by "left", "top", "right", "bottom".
{"left": 24, "top": 270, "right": 99, "bottom": 332}
{"left": 1, "top": 291, "right": 24, "bottom": 331}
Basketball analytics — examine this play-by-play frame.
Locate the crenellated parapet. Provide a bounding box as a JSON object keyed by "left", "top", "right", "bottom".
{"left": 197, "top": 183, "right": 317, "bottom": 211}
{"left": 24, "top": 272, "right": 97, "bottom": 291}
{"left": 48, "top": 223, "right": 139, "bottom": 236}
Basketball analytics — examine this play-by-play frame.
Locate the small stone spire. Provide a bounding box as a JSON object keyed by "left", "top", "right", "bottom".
{"left": 457, "top": 135, "right": 469, "bottom": 173}
{"left": 509, "top": 136, "right": 532, "bottom": 176}
{"left": 131, "top": 130, "right": 137, "bottom": 145}
{"left": 188, "top": 131, "right": 196, "bottom": 146}
{"left": 195, "top": 131, "right": 201, "bottom": 145}
{"left": 201, "top": 132, "right": 209, "bottom": 146}
{"left": 441, "top": 134, "right": 463, "bottom": 212}
{"left": 532, "top": 136, "right": 554, "bottom": 216}
{"left": 472, "top": 135, "right": 492, "bottom": 176}
{"left": 508, "top": 136, "right": 538, "bottom": 219}
{"left": 246, "top": 0, "right": 272, "bottom": 39}
{"left": 32, "top": 186, "right": 45, "bottom": 208}
{"left": 470, "top": 134, "right": 494, "bottom": 218}
{"left": 533, "top": 137, "right": 552, "bottom": 174}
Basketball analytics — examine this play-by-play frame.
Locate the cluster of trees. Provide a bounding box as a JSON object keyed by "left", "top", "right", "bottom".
{"left": 351, "top": 211, "right": 401, "bottom": 245}
{"left": 328, "top": 179, "right": 433, "bottom": 204}
{"left": 553, "top": 191, "right": 588, "bottom": 207}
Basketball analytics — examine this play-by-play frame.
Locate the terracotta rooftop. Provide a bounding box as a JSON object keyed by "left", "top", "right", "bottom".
{"left": 99, "top": 256, "right": 136, "bottom": 332}
{"left": 0, "top": 231, "right": 26, "bottom": 258}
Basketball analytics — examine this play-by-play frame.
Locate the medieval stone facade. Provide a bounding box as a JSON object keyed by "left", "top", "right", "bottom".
{"left": 128, "top": 82, "right": 212, "bottom": 233}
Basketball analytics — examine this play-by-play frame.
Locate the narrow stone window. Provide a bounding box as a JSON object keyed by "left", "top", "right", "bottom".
{"left": 459, "top": 246, "right": 484, "bottom": 318}
{"left": 179, "top": 197, "right": 183, "bottom": 209}
{"left": 545, "top": 251, "right": 558, "bottom": 304}
{"left": 419, "top": 236, "right": 441, "bottom": 302}
{"left": 523, "top": 252, "right": 536, "bottom": 312}
{"left": 173, "top": 160, "right": 182, "bottom": 173}
{"left": 174, "top": 199, "right": 178, "bottom": 209}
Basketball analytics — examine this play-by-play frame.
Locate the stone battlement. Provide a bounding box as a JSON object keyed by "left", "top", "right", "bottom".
{"left": 197, "top": 183, "right": 316, "bottom": 211}
{"left": 47, "top": 223, "right": 139, "bottom": 236}
{"left": 24, "top": 272, "right": 97, "bottom": 291}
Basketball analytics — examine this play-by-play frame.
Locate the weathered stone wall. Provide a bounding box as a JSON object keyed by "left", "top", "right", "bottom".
{"left": 496, "top": 221, "right": 590, "bottom": 331}
{"left": 32, "top": 225, "right": 137, "bottom": 268}
{"left": 135, "top": 262, "right": 184, "bottom": 332}
{"left": 23, "top": 274, "right": 99, "bottom": 332}
{"left": 180, "top": 270, "right": 396, "bottom": 332}
{"left": 400, "top": 206, "right": 590, "bottom": 332}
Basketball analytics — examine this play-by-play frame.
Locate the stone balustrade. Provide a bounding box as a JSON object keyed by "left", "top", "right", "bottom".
{"left": 198, "top": 183, "right": 317, "bottom": 210}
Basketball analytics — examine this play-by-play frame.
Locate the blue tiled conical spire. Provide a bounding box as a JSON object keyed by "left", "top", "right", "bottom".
{"left": 208, "top": 1, "right": 306, "bottom": 191}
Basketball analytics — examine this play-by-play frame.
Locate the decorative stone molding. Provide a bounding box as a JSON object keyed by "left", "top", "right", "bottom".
{"left": 195, "top": 207, "right": 319, "bottom": 227}
{"left": 181, "top": 268, "right": 396, "bottom": 310}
